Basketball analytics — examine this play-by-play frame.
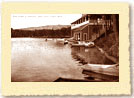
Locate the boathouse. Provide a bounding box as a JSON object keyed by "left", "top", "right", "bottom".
{"left": 71, "top": 14, "right": 112, "bottom": 42}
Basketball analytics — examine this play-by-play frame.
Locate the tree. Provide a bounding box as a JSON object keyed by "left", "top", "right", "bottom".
{"left": 112, "top": 14, "right": 119, "bottom": 41}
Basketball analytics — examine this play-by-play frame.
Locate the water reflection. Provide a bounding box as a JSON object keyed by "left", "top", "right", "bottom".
{"left": 11, "top": 38, "right": 116, "bottom": 82}
{"left": 71, "top": 46, "right": 114, "bottom": 65}
{"left": 71, "top": 46, "right": 118, "bottom": 82}
{"left": 11, "top": 38, "right": 84, "bottom": 82}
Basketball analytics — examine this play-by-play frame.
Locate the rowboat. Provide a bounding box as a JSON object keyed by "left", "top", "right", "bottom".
{"left": 81, "top": 63, "right": 119, "bottom": 76}
{"left": 82, "top": 69, "right": 119, "bottom": 82}
{"left": 71, "top": 42, "right": 95, "bottom": 48}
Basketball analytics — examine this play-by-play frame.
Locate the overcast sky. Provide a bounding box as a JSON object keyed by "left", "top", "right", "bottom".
{"left": 11, "top": 14, "right": 82, "bottom": 29}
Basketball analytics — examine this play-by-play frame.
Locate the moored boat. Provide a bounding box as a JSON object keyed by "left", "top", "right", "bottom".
{"left": 84, "top": 42, "right": 95, "bottom": 48}
{"left": 71, "top": 41, "right": 95, "bottom": 48}
{"left": 81, "top": 63, "right": 119, "bottom": 76}
{"left": 64, "top": 40, "right": 68, "bottom": 44}
{"left": 71, "top": 44, "right": 85, "bottom": 47}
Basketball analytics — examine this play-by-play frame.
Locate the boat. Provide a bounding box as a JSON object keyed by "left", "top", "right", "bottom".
{"left": 84, "top": 42, "right": 95, "bottom": 48}
{"left": 71, "top": 43, "right": 85, "bottom": 47}
{"left": 57, "top": 38, "right": 64, "bottom": 41}
{"left": 82, "top": 69, "right": 119, "bottom": 82}
{"left": 64, "top": 40, "right": 68, "bottom": 44}
{"left": 71, "top": 41, "right": 95, "bottom": 48}
{"left": 45, "top": 38, "right": 47, "bottom": 41}
{"left": 54, "top": 77, "right": 103, "bottom": 82}
{"left": 81, "top": 63, "right": 119, "bottom": 76}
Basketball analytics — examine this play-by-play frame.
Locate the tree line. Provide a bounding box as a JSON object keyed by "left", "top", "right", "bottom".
{"left": 11, "top": 27, "right": 71, "bottom": 38}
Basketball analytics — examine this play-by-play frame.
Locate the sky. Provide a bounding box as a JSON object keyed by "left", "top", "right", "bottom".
{"left": 11, "top": 14, "right": 82, "bottom": 29}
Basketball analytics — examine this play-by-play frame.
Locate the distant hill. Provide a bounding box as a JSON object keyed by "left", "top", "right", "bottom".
{"left": 11, "top": 25, "right": 71, "bottom": 38}
{"left": 15, "top": 25, "right": 70, "bottom": 31}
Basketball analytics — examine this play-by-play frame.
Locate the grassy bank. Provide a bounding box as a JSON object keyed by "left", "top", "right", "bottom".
{"left": 94, "top": 32, "right": 119, "bottom": 62}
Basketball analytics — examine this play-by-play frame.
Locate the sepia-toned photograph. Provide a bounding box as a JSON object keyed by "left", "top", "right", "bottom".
{"left": 11, "top": 14, "right": 119, "bottom": 82}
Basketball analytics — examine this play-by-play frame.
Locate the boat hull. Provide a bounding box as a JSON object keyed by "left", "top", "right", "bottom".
{"left": 71, "top": 43, "right": 95, "bottom": 48}
{"left": 54, "top": 77, "right": 103, "bottom": 82}
{"left": 81, "top": 64, "right": 119, "bottom": 76}
{"left": 82, "top": 70, "right": 119, "bottom": 82}
{"left": 71, "top": 44, "right": 85, "bottom": 47}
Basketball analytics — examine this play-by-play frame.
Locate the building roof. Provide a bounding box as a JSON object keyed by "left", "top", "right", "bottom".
{"left": 71, "top": 14, "right": 89, "bottom": 24}
{"left": 71, "top": 14, "right": 112, "bottom": 24}
{"left": 72, "top": 24, "right": 89, "bottom": 32}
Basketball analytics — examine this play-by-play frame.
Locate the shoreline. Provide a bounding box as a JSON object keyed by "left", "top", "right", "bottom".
{"left": 95, "top": 45, "right": 119, "bottom": 64}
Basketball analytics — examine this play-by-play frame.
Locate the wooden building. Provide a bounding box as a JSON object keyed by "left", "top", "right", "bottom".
{"left": 71, "top": 14, "right": 113, "bottom": 42}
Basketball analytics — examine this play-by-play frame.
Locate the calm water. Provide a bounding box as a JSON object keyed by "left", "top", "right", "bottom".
{"left": 11, "top": 38, "right": 114, "bottom": 82}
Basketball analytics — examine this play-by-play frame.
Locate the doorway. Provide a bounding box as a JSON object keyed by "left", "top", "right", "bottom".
{"left": 83, "top": 33, "right": 87, "bottom": 41}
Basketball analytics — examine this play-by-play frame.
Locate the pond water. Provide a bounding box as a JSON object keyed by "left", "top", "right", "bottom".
{"left": 11, "top": 38, "right": 114, "bottom": 82}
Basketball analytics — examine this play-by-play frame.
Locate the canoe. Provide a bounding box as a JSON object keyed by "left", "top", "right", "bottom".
{"left": 81, "top": 63, "right": 119, "bottom": 76}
